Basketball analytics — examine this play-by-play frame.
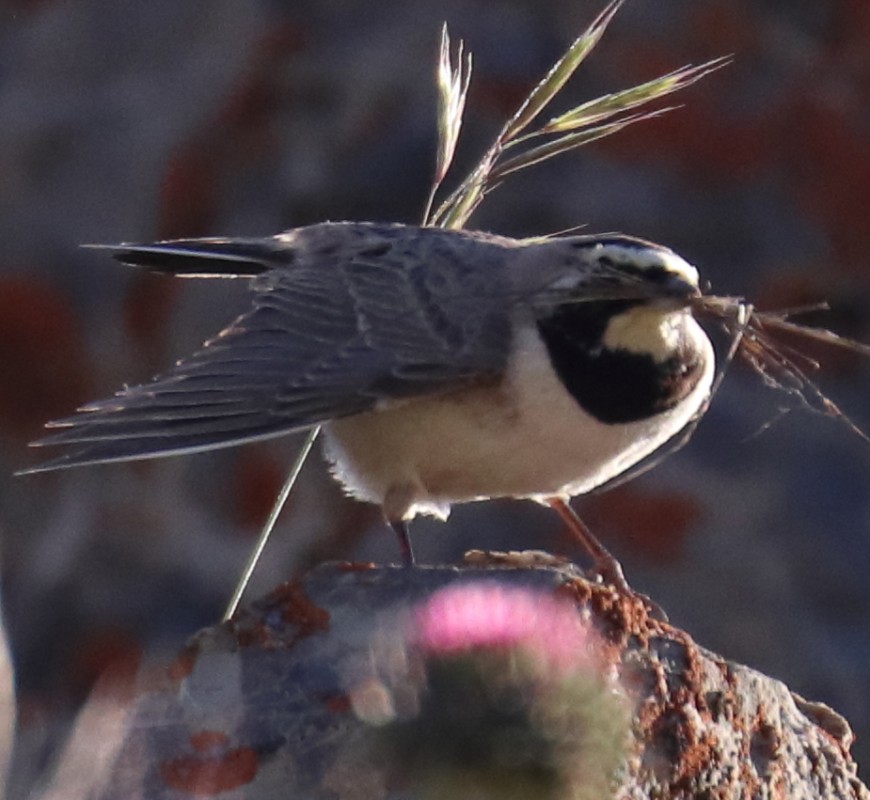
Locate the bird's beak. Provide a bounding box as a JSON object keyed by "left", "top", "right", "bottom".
{"left": 584, "top": 272, "right": 702, "bottom": 304}
{"left": 654, "top": 274, "right": 702, "bottom": 303}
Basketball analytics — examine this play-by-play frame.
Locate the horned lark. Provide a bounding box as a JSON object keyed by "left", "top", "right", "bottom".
{"left": 19, "top": 222, "right": 714, "bottom": 576}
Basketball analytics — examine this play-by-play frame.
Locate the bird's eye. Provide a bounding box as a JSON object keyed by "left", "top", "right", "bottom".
{"left": 643, "top": 266, "right": 670, "bottom": 282}
{"left": 598, "top": 256, "right": 616, "bottom": 270}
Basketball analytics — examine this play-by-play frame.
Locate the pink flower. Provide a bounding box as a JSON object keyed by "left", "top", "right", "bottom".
{"left": 413, "top": 583, "right": 595, "bottom": 674}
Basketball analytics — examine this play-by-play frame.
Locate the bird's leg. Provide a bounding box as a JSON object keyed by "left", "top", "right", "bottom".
{"left": 382, "top": 484, "right": 421, "bottom": 566}
{"left": 548, "top": 498, "right": 667, "bottom": 621}
{"left": 389, "top": 519, "right": 416, "bottom": 566}
{"left": 547, "top": 497, "right": 631, "bottom": 592}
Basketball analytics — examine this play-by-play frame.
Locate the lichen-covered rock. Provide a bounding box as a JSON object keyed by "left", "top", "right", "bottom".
{"left": 73, "top": 555, "right": 868, "bottom": 800}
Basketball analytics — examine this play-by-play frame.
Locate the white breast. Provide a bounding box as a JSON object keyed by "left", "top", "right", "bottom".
{"left": 324, "top": 318, "right": 714, "bottom": 521}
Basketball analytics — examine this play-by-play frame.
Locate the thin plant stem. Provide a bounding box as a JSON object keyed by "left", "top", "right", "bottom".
{"left": 222, "top": 5, "right": 732, "bottom": 616}
{"left": 222, "top": 426, "right": 321, "bottom": 621}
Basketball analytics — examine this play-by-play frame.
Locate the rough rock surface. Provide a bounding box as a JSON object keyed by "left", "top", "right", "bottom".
{"left": 79, "top": 554, "right": 868, "bottom": 800}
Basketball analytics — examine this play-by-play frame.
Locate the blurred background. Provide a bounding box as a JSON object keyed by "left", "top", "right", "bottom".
{"left": 1, "top": 0, "right": 868, "bottom": 793}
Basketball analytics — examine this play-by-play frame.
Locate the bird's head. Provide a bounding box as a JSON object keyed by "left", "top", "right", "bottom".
{"left": 533, "top": 234, "right": 702, "bottom": 305}
{"left": 519, "top": 235, "right": 713, "bottom": 425}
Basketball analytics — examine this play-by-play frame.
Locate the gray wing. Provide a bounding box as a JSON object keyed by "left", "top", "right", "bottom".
{"left": 22, "top": 225, "right": 513, "bottom": 472}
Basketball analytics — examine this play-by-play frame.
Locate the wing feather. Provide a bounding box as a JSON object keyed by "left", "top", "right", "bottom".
{"left": 22, "top": 224, "right": 513, "bottom": 473}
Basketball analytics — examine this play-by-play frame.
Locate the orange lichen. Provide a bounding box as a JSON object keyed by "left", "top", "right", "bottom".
{"left": 232, "top": 581, "right": 330, "bottom": 649}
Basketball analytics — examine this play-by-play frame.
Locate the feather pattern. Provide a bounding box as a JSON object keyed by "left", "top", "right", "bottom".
{"left": 24, "top": 223, "right": 514, "bottom": 472}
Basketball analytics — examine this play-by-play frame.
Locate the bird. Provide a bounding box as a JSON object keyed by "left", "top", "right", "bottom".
{"left": 19, "top": 221, "right": 715, "bottom": 582}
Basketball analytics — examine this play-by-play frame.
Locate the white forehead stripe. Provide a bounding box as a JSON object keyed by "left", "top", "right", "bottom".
{"left": 594, "top": 243, "right": 700, "bottom": 287}
{"left": 657, "top": 250, "right": 699, "bottom": 286}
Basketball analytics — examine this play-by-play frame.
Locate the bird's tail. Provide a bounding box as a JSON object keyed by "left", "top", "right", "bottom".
{"left": 83, "top": 238, "right": 298, "bottom": 277}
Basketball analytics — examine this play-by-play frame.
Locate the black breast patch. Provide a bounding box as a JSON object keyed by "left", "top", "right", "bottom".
{"left": 536, "top": 301, "right": 706, "bottom": 424}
